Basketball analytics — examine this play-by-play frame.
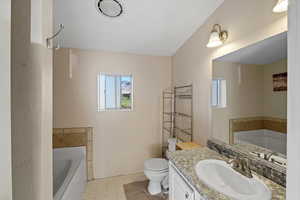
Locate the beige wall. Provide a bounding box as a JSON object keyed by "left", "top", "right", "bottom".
{"left": 11, "top": 0, "right": 53, "bottom": 199}
{"left": 172, "top": 0, "right": 287, "bottom": 146}
{"left": 212, "top": 62, "right": 264, "bottom": 143}
{"left": 263, "top": 59, "right": 287, "bottom": 119}
{"left": 53, "top": 49, "right": 172, "bottom": 178}
{"left": 0, "top": 0, "right": 12, "bottom": 199}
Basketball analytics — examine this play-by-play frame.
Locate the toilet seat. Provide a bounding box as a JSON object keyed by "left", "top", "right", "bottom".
{"left": 144, "top": 158, "right": 168, "bottom": 172}
{"left": 144, "top": 169, "right": 168, "bottom": 177}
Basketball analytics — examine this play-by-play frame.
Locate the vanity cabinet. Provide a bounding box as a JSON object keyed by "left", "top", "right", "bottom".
{"left": 169, "top": 163, "right": 205, "bottom": 200}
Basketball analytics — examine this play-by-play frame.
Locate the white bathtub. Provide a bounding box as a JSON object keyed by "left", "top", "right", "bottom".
{"left": 234, "top": 129, "right": 287, "bottom": 155}
{"left": 53, "top": 147, "right": 87, "bottom": 200}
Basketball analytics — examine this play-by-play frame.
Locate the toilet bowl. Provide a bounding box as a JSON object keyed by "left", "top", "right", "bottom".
{"left": 144, "top": 158, "right": 169, "bottom": 195}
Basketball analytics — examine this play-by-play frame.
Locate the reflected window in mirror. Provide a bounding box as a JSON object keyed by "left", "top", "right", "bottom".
{"left": 211, "top": 79, "right": 227, "bottom": 108}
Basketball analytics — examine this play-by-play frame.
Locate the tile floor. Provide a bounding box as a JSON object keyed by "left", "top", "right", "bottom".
{"left": 83, "top": 172, "right": 147, "bottom": 200}
{"left": 123, "top": 180, "right": 167, "bottom": 200}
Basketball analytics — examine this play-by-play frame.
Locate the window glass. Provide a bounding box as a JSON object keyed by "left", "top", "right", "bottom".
{"left": 212, "top": 79, "right": 226, "bottom": 108}
{"left": 105, "top": 75, "right": 117, "bottom": 109}
{"left": 120, "top": 76, "right": 132, "bottom": 109}
{"left": 211, "top": 80, "right": 219, "bottom": 106}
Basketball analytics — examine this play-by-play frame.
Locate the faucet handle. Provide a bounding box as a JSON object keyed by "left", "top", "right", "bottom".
{"left": 227, "top": 159, "right": 234, "bottom": 165}
{"left": 227, "top": 158, "right": 240, "bottom": 168}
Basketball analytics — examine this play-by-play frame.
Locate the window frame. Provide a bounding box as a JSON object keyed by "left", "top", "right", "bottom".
{"left": 97, "top": 73, "right": 134, "bottom": 112}
{"left": 211, "top": 78, "right": 227, "bottom": 108}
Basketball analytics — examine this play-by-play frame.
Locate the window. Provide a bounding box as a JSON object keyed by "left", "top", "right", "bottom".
{"left": 211, "top": 79, "right": 227, "bottom": 108}
{"left": 97, "top": 74, "right": 133, "bottom": 111}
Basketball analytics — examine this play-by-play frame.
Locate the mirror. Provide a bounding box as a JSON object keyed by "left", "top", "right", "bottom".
{"left": 211, "top": 32, "right": 287, "bottom": 167}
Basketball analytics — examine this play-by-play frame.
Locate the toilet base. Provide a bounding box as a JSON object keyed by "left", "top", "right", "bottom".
{"left": 147, "top": 180, "right": 162, "bottom": 195}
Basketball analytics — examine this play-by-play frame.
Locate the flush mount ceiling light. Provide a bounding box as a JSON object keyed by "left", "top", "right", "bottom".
{"left": 273, "top": 0, "right": 288, "bottom": 13}
{"left": 206, "top": 24, "right": 228, "bottom": 48}
{"left": 96, "top": 0, "right": 123, "bottom": 17}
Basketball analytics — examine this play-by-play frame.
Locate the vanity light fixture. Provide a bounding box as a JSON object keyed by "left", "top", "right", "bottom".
{"left": 273, "top": 0, "right": 288, "bottom": 13}
{"left": 206, "top": 24, "right": 228, "bottom": 48}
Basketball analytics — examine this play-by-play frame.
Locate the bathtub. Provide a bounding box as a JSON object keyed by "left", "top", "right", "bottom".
{"left": 53, "top": 147, "right": 87, "bottom": 200}
{"left": 234, "top": 129, "right": 287, "bottom": 155}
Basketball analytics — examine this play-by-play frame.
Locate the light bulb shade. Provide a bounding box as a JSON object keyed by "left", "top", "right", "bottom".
{"left": 273, "top": 0, "right": 288, "bottom": 13}
{"left": 207, "top": 31, "right": 223, "bottom": 48}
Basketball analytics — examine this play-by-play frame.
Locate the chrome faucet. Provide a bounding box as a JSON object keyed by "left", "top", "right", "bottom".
{"left": 264, "top": 152, "right": 277, "bottom": 161}
{"left": 227, "top": 156, "right": 253, "bottom": 178}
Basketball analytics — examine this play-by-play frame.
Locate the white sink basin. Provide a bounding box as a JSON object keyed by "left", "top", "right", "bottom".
{"left": 195, "top": 159, "right": 271, "bottom": 200}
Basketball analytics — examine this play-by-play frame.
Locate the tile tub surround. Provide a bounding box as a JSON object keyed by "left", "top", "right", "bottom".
{"left": 229, "top": 117, "right": 287, "bottom": 145}
{"left": 207, "top": 139, "right": 286, "bottom": 187}
{"left": 53, "top": 127, "right": 94, "bottom": 181}
{"left": 169, "top": 148, "right": 285, "bottom": 200}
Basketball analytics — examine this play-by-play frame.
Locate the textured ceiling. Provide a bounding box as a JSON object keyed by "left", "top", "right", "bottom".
{"left": 215, "top": 32, "right": 287, "bottom": 65}
{"left": 54, "top": 0, "right": 224, "bottom": 56}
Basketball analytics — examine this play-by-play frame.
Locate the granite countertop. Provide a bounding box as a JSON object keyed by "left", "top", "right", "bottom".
{"left": 209, "top": 139, "right": 286, "bottom": 175}
{"left": 169, "top": 147, "right": 286, "bottom": 200}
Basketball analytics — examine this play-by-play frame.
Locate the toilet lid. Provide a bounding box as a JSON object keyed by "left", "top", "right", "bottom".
{"left": 144, "top": 158, "right": 168, "bottom": 171}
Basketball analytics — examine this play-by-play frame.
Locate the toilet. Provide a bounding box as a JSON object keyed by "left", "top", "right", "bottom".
{"left": 144, "top": 158, "right": 169, "bottom": 195}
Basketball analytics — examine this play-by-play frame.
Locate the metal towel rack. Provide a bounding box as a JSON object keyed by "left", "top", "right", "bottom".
{"left": 173, "top": 84, "right": 193, "bottom": 143}
{"left": 46, "top": 24, "right": 64, "bottom": 50}
{"left": 162, "top": 84, "right": 193, "bottom": 157}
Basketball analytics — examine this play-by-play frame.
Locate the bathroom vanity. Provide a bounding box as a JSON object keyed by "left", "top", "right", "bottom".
{"left": 169, "top": 162, "right": 205, "bottom": 200}
{"left": 168, "top": 148, "right": 285, "bottom": 200}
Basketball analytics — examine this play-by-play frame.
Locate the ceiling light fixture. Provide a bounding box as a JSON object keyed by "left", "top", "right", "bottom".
{"left": 207, "top": 24, "right": 228, "bottom": 48}
{"left": 96, "top": 0, "right": 123, "bottom": 17}
{"left": 273, "top": 0, "right": 288, "bottom": 13}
